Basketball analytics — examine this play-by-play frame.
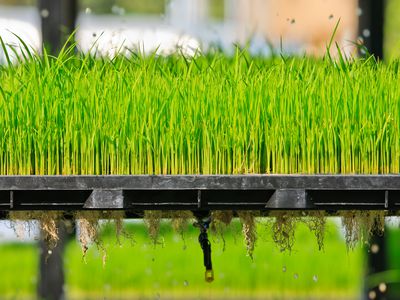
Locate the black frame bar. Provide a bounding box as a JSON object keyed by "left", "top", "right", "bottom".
{"left": 0, "top": 175, "right": 398, "bottom": 211}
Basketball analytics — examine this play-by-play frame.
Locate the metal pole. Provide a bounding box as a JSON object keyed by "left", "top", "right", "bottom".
{"left": 364, "top": 228, "right": 388, "bottom": 300}
{"left": 38, "top": 0, "right": 77, "bottom": 54}
{"left": 37, "top": 221, "right": 69, "bottom": 300}
{"left": 358, "top": 0, "right": 385, "bottom": 59}
{"left": 36, "top": 2, "right": 77, "bottom": 297}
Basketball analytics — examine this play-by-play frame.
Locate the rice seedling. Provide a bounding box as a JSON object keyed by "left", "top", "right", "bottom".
{"left": 0, "top": 48, "right": 398, "bottom": 176}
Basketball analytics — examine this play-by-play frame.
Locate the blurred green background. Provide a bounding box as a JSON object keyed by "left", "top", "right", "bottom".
{"left": 383, "top": 0, "right": 400, "bottom": 59}
{"left": 1, "top": 219, "right": 366, "bottom": 299}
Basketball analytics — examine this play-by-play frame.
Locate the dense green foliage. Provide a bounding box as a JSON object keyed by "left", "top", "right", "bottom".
{"left": 0, "top": 47, "right": 399, "bottom": 175}
{"left": 0, "top": 221, "right": 363, "bottom": 299}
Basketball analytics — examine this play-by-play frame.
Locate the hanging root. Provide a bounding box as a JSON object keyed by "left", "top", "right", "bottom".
{"left": 8, "top": 211, "right": 35, "bottom": 239}
{"left": 210, "top": 210, "right": 234, "bottom": 251}
{"left": 211, "top": 211, "right": 234, "bottom": 229}
{"left": 237, "top": 211, "right": 258, "bottom": 259}
{"left": 114, "top": 211, "right": 125, "bottom": 245}
{"left": 341, "top": 211, "right": 362, "bottom": 250}
{"left": 271, "top": 211, "right": 298, "bottom": 253}
{"left": 341, "top": 210, "right": 386, "bottom": 251}
{"left": 32, "top": 211, "right": 63, "bottom": 251}
{"left": 144, "top": 210, "right": 163, "bottom": 245}
{"left": 75, "top": 211, "right": 106, "bottom": 264}
{"left": 9, "top": 211, "right": 63, "bottom": 251}
{"left": 169, "top": 211, "right": 193, "bottom": 241}
{"left": 304, "top": 211, "right": 326, "bottom": 251}
{"left": 6, "top": 208, "right": 388, "bottom": 262}
{"left": 362, "top": 210, "right": 386, "bottom": 237}
{"left": 102, "top": 211, "right": 133, "bottom": 245}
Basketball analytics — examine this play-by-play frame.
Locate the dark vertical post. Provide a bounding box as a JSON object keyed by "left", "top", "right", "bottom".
{"left": 357, "top": 0, "right": 385, "bottom": 59}
{"left": 38, "top": 0, "right": 78, "bottom": 54}
{"left": 37, "top": 221, "right": 69, "bottom": 300}
{"left": 364, "top": 231, "right": 388, "bottom": 300}
{"left": 36, "top": 2, "right": 77, "bottom": 298}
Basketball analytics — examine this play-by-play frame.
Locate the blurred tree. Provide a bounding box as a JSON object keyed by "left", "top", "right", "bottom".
{"left": 384, "top": 0, "right": 400, "bottom": 59}
{"left": 79, "top": 0, "right": 166, "bottom": 14}
{"left": 210, "top": 0, "right": 224, "bottom": 20}
{"left": 0, "top": 0, "right": 35, "bottom": 5}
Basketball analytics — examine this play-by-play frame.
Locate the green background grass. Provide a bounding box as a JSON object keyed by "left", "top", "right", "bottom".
{"left": 1, "top": 220, "right": 364, "bottom": 299}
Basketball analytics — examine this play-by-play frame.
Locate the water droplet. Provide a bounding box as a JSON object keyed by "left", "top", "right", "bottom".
{"left": 313, "top": 275, "right": 318, "bottom": 282}
{"left": 357, "top": 7, "right": 363, "bottom": 16}
{"left": 363, "top": 29, "right": 371, "bottom": 38}
{"left": 85, "top": 7, "right": 92, "bottom": 14}
{"left": 371, "top": 244, "right": 379, "bottom": 254}
{"left": 329, "top": 14, "right": 334, "bottom": 20}
{"left": 40, "top": 9, "right": 49, "bottom": 18}
{"left": 47, "top": 250, "right": 52, "bottom": 255}
{"left": 282, "top": 266, "right": 287, "bottom": 272}
{"left": 183, "top": 280, "right": 189, "bottom": 286}
{"left": 368, "top": 290, "right": 376, "bottom": 300}
{"left": 379, "top": 282, "right": 387, "bottom": 293}
{"left": 293, "top": 273, "right": 298, "bottom": 279}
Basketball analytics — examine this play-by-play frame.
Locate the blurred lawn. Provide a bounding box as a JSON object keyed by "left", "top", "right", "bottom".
{"left": 0, "top": 219, "right": 363, "bottom": 299}
{"left": 385, "top": 0, "right": 400, "bottom": 59}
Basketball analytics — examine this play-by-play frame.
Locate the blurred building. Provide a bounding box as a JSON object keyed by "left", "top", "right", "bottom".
{"left": 165, "top": 0, "right": 359, "bottom": 56}
{"left": 235, "top": 0, "right": 358, "bottom": 56}
{"left": 0, "top": 0, "right": 362, "bottom": 58}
